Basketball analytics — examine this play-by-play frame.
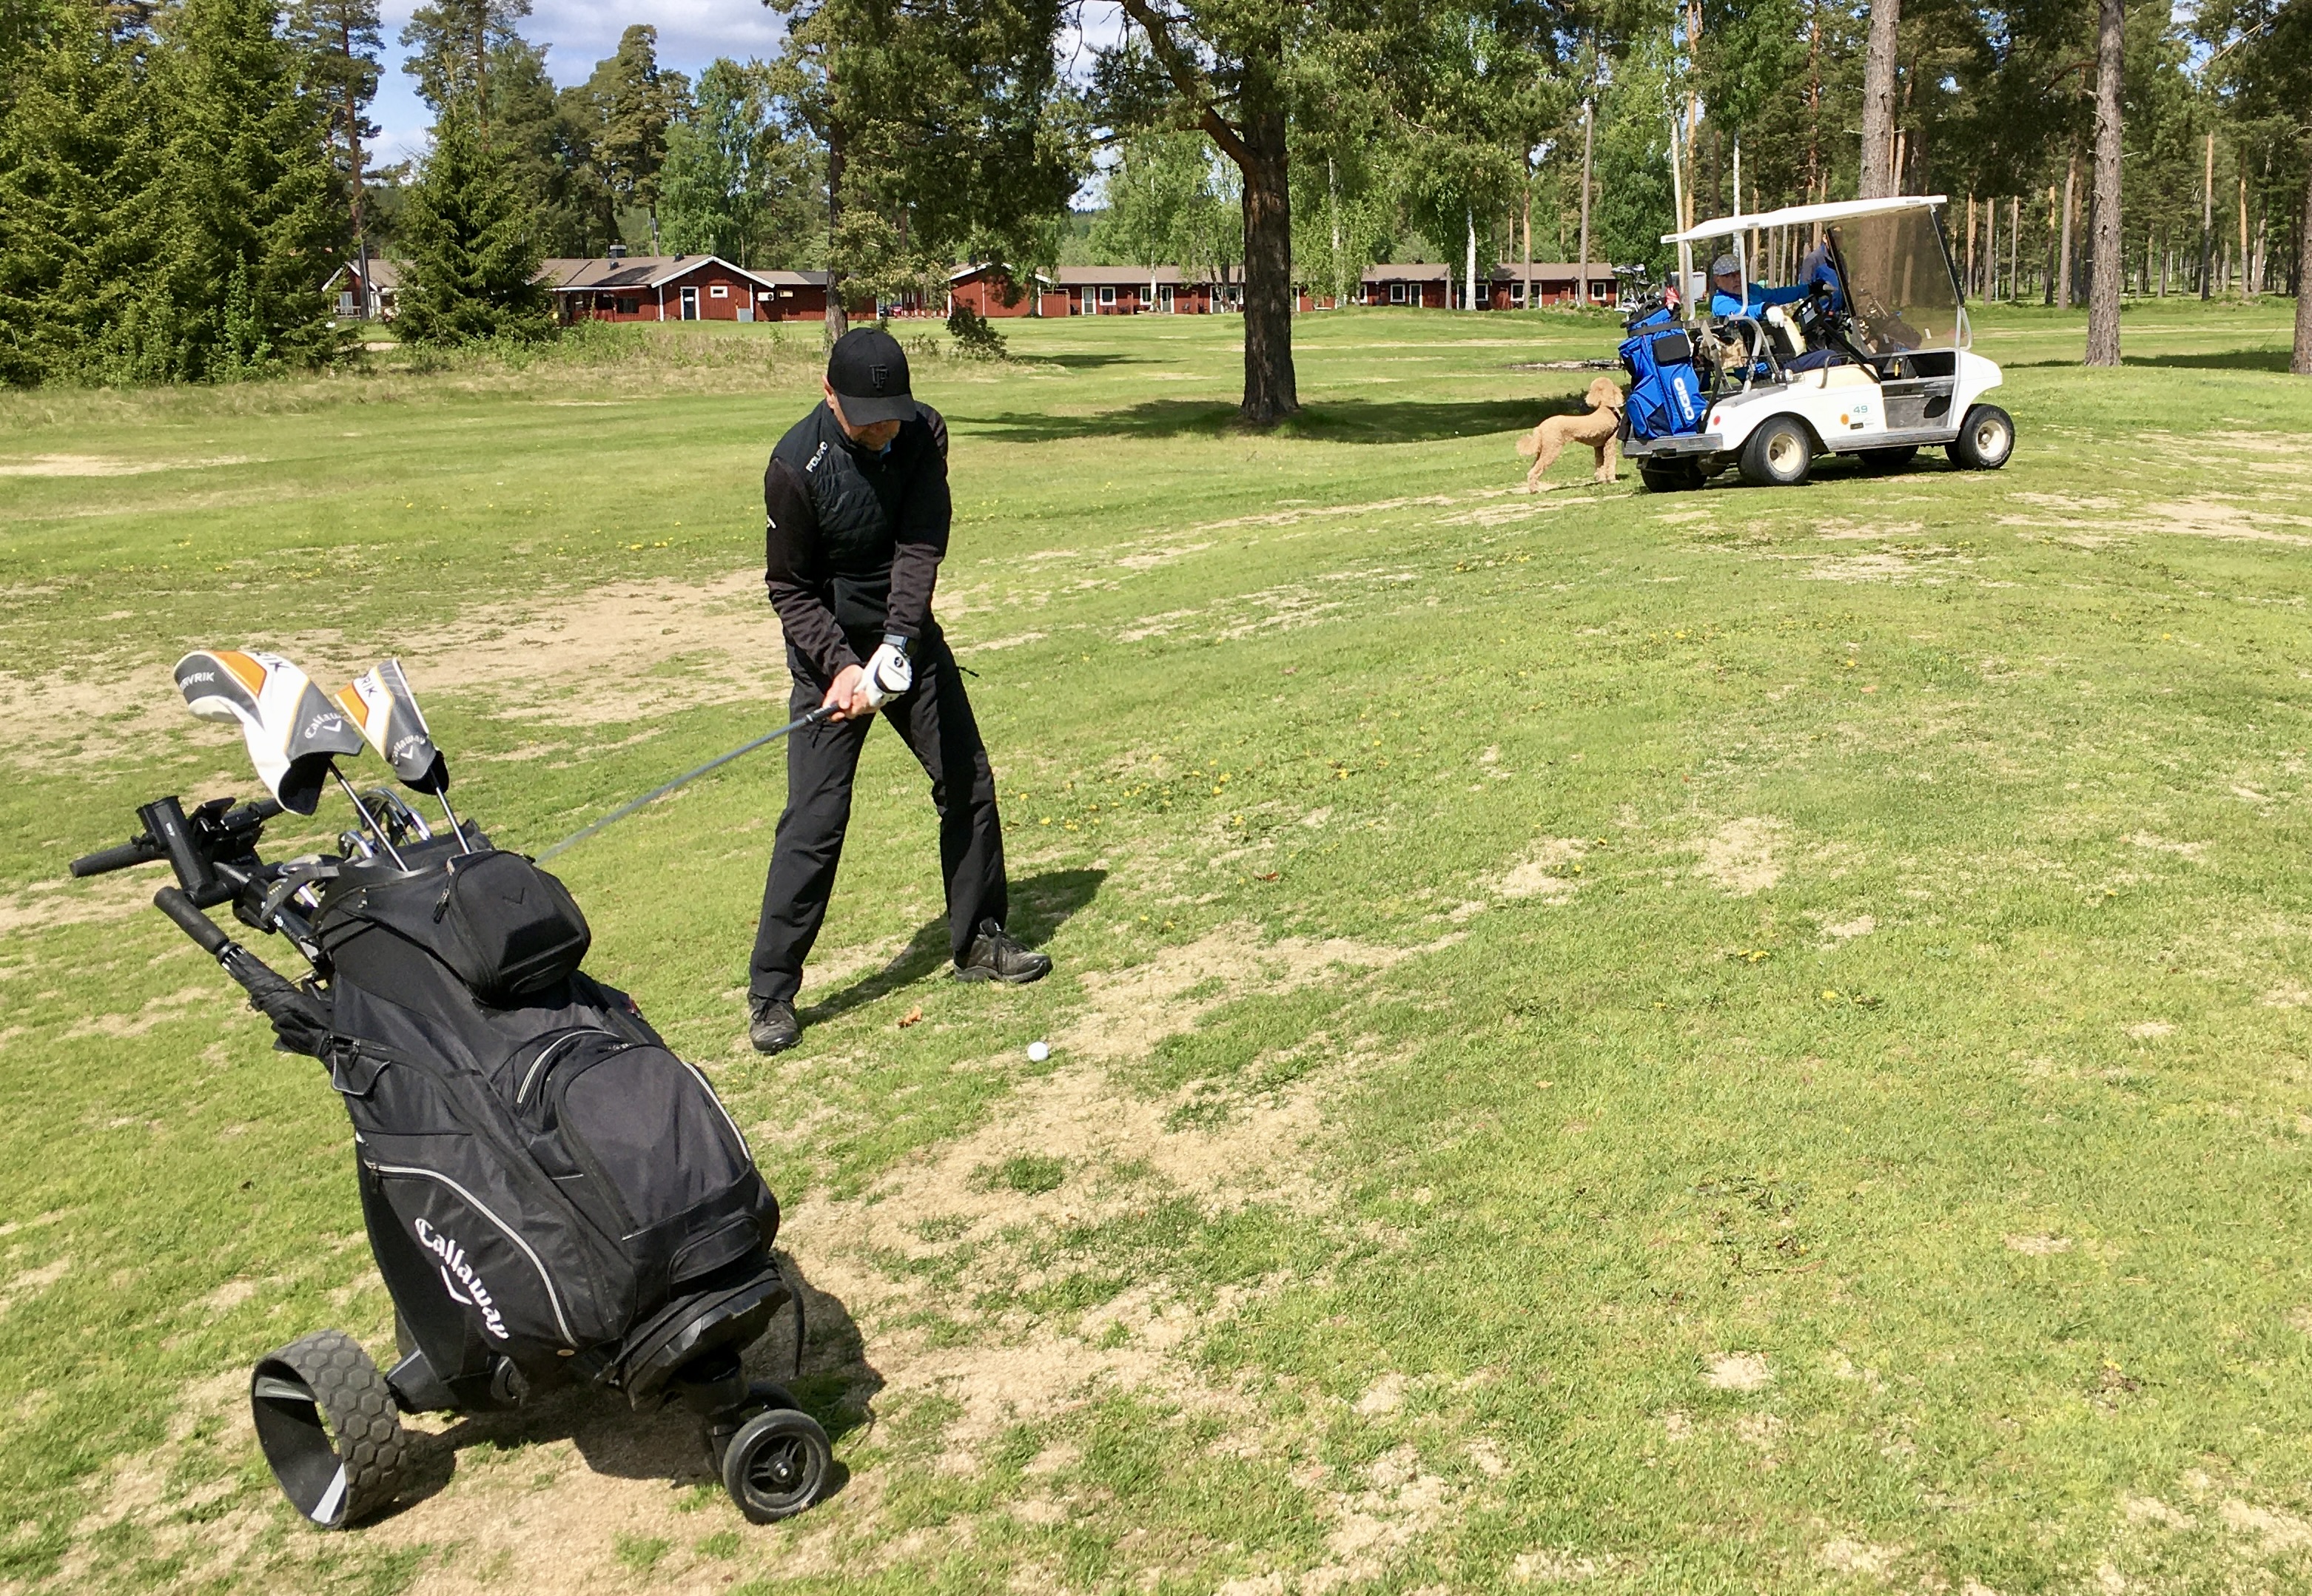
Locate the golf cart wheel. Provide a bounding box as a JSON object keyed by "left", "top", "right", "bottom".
{"left": 1639, "top": 458, "right": 1703, "bottom": 494}
{"left": 1859, "top": 445, "right": 1918, "bottom": 473}
{"left": 722, "top": 1406, "right": 832, "bottom": 1523}
{"left": 706, "top": 1381, "right": 801, "bottom": 1473}
{"left": 1949, "top": 403, "right": 2014, "bottom": 470}
{"left": 249, "top": 1330, "right": 407, "bottom": 1529}
{"left": 1740, "top": 417, "right": 1815, "bottom": 487}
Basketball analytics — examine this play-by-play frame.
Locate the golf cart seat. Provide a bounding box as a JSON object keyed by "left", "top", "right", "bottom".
{"left": 1787, "top": 363, "right": 1875, "bottom": 389}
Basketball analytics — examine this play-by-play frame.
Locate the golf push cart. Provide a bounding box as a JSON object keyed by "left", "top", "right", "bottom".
{"left": 1619, "top": 195, "right": 2014, "bottom": 492}
{"left": 68, "top": 651, "right": 832, "bottom": 1529}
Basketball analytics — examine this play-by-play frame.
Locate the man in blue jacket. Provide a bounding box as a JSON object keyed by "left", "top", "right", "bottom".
{"left": 1707, "top": 253, "right": 1808, "bottom": 320}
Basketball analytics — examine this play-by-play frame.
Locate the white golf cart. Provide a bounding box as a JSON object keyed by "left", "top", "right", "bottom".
{"left": 1625, "top": 195, "right": 2013, "bottom": 492}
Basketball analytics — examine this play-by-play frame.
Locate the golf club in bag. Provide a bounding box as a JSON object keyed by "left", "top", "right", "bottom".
{"left": 70, "top": 652, "right": 833, "bottom": 1530}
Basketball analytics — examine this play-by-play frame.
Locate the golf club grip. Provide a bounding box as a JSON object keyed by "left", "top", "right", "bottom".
{"left": 70, "top": 837, "right": 158, "bottom": 877}
{"left": 154, "top": 886, "right": 233, "bottom": 957}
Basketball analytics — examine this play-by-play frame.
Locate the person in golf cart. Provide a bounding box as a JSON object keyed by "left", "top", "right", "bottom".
{"left": 747, "top": 327, "right": 1052, "bottom": 1057}
{"left": 1707, "top": 253, "right": 1808, "bottom": 321}
{"left": 1710, "top": 250, "right": 1855, "bottom": 373}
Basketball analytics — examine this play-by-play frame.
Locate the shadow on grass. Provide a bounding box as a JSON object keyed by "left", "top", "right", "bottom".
{"left": 2007, "top": 348, "right": 2293, "bottom": 372}
{"left": 383, "top": 1255, "right": 877, "bottom": 1517}
{"left": 797, "top": 866, "right": 1103, "bottom": 1025}
{"left": 960, "top": 394, "right": 1590, "bottom": 446}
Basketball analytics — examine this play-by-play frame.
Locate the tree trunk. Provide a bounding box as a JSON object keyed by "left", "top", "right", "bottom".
{"left": 2058, "top": 152, "right": 2077, "bottom": 310}
{"left": 2084, "top": 0, "right": 2123, "bottom": 364}
{"left": 2200, "top": 131, "right": 2214, "bottom": 300}
{"left": 1464, "top": 210, "right": 1476, "bottom": 311}
{"left": 336, "top": 17, "right": 370, "bottom": 315}
{"left": 825, "top": 121, "right": 850, "bottom": 341}
{"left": 2239, "top": 172, "right": 2253, "bottom": 297}
{"left": 2044, "top": 183, "right": 2058, "bottom": 306}
{"left": 2293, "top": 146, "right": 2311, "bottom": 376}
{"left": 1578, "top": 95, "right": 1593, "bottom": 303}
{"left": 1859, "top": 0, "right": 1900, "bottom": 198}
{"left": 1236, "top": 50, "right": 1297, "bottom": 423}
{"left": 1805, "top": 0, "right": 1822, "bottom": 205}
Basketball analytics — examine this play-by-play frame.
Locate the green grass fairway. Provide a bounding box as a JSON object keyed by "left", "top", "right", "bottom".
{"left": 4, "top": 297, "right": 2311, "bottom": 1595}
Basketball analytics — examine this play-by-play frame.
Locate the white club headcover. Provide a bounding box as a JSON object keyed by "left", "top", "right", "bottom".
{"left": 174, "top": 649, "right": 363, "bottom": 815}
{"left": 856, "top": 642, "right": 914, "bottom": 709}
{"left": 335, "top": 659, "right": 449, "bottom": 794}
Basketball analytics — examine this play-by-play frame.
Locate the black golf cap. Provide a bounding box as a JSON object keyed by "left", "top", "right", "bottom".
{"left": 825, "top": 326, "right": 915, "bottom": 425}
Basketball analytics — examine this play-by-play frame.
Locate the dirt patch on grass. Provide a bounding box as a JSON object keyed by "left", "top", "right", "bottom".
{"left": 0, "top": 570, "right": 788, "bottom": 771}
{"left": 2140, "top": 499, "right": 2312, "bottom": 546}
{"left": 0, "top": 454, "right": 252, "bottom": 477}
{"left": 1494, "top": 839, "right": 1589, "bottom": 903}
{"left": 1704, "top": 1352, "right": 1771, "bottom": 1392}
{"left": 1695, "top": 819, "right": 1786, "bottom": 897}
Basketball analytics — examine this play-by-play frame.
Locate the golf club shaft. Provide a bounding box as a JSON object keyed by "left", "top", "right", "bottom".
{"left": 536, "top": 705, "right": 838, "bottom": 863}
{"left": 434, "top": 789, "right": 474, "bottom": 855}
{"left": 333, "top": 772, "right": 409, "bottom": 870}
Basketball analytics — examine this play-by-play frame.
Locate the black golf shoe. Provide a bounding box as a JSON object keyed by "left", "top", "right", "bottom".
{"left": 749, "top": 997, "right": 801, "bottom": 1055}
{"left": 955, "top": 920, "right": 1052, "bottom": 985}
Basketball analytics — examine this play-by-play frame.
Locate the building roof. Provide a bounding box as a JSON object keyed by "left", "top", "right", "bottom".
{"left": 323, "top": 257, "right": 401, "bottom": 292}
{"left": 950, "top": 261, "right": 1058, "bottom": 287}
{"left": 1360, "top": 262, "right": 1619, "bottom": 283}
{"left": 1664, "top": 194, "right": 1948, "bottom": 244}
{"left": 537, "top": 255, "right": 810, "bottom": 292}
{"left": 1051, "top": 265, "right": 1192, "bottom": 286}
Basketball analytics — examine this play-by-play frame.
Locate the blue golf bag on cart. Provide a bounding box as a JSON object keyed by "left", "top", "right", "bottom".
{"left": 1618, "top": 304, "right": 1705, "bottom": 443}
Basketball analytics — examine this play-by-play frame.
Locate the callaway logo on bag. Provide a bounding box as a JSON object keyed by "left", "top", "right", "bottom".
{"left": 413, "top": 1217, "right": 509, "bottom": 1340}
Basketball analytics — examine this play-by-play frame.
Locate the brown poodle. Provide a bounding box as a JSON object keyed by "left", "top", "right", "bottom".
{"left": 1516, "top": 375, "right": 1625, "bottom": 491}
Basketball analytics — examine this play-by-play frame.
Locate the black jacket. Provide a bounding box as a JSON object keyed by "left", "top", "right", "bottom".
{"left": 762, "top": 400, "right": 950, "bottom": 677}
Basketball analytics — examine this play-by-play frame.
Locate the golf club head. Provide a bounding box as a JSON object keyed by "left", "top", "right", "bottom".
{"left": 333, "top": 659, "right": 449, "bottom": 794}
{"left": 173, "top": 650, "right": 363, "bottom": 815}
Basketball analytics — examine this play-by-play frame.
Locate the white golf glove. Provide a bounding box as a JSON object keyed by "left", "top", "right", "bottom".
{"left": 856, "top": 638, "right": 914, "bottom": 709}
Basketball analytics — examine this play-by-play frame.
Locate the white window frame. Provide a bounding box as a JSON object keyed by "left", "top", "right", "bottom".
{"left": 1389, "top": 282, "right": 1407, "bottom": 305}
{"left": 710, "top": 283, "right": 729, "bottom": 299}
{"left": 1099, "top": 285, "right": 1118, "bottom": 308}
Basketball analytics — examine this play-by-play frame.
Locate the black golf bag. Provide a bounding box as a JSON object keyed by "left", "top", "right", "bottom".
{"left": 71, "top": 798, "right": 833, "bottom": 1529}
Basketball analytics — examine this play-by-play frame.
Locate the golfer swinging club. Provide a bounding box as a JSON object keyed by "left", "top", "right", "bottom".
{"left": 747, "top": 327, "right": 1050, "bottom": 1054}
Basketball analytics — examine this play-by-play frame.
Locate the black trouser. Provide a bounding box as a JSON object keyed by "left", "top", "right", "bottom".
{"left": 750, "top": 625, "right": 1008, "bottom": 1004}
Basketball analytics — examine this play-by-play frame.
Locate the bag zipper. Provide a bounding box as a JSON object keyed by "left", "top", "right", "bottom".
{"left": 364, "top": 1160, "right": 579, "bottom": 1344}
{"left": 518, "top": 1027, "right": 619, "bottom": 1105}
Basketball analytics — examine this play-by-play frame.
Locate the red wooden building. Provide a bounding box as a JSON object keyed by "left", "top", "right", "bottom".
{"left": 539, "top": 255, "right": 851, "bottom": 324}
{"left": 945, "top": 263, "right": 1054, "bottom": 317}
{"left": 323, "top": 257, "right": 400, "bottom": 320}
{"left": 1351, "top": 262, "right": 1618, "bottom": 310}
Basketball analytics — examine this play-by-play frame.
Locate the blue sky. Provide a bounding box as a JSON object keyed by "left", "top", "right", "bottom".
{"left": 372, "top": 0, "right": 1126, "bottom": 169}
{"left": 371, "top": 0, "right": 788, "bottom": 165}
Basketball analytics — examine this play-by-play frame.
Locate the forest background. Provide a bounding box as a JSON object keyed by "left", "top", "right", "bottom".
{"left": 0, "top": 0, "right": 2305, "bottom": 390}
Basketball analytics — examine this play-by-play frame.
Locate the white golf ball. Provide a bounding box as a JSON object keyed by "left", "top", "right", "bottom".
{"left": 1026, "top": 1040, "right": 1050, "bottom": 1063}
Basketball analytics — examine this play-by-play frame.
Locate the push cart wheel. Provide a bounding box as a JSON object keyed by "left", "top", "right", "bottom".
{"left": 1949, "top": 404, "right": 2014, "bottom": 470}
{"left": 250, "top": 1330, "right": 407, "bottom": 1529}
{"left": 721, "top": 1407, "right": 832, "bottom": 1523}
{"left": 1740, "top": 417, "right": 1814, "bottom": 487}
{"left": 1859, "top": 445, "right": 1918, "bottom": 473}
{"left": 705, "top": 1381, "right": 801, "bottom": 1473}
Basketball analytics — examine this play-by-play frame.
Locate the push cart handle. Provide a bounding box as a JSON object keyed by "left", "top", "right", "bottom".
{"left": 155, "top": 886, "right": 233, "bottom": 957}
{"left": 71, "top": 837, "right": 159, "bottom": 878}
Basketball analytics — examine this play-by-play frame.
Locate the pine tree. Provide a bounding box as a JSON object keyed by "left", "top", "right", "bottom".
{"left": 147, "top": 0, "right": 346, "bottom": 377}
{"left": 394, "top": 104, "right": 548, "bottom": 343}
{"left": 0, "top": 0, "right": 164, "bottom": 385}
{"left": 565, "top": 25, "right": 687, "bottom": 249}
{"left": 286, "top": 0, "right": 383, "bottom": 294}
{"left": 399, "top": 0, "right": 528, "bottom": 130}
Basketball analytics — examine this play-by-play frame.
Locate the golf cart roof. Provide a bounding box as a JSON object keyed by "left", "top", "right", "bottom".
{"left": 1662, "top": 195, "right": 1949, "bottom": 245}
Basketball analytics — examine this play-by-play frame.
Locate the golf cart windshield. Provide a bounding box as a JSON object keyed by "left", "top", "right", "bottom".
{"left": 1826, "top": 207, "right": 1966, "bottom": 354}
